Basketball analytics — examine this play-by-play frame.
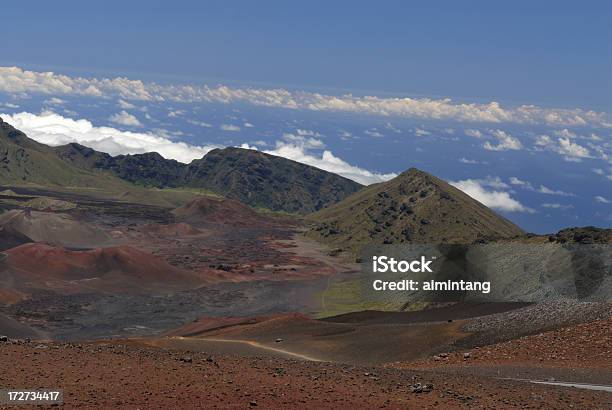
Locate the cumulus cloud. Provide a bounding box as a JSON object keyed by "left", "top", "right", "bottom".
{"left": 187, "top": 119, "right": 212, "bottom": 128}
{"left": 384, "top": 122, "right": 401, "bottom": 133}
{"left": 43, "top": 97, "right": 66, "bottom": 106}
{"left": 542, "top": 203, "right": 573, "bottom": 210}
{"left": 595, "top": 196, "right": 611, "bottom": 204}
{"left": 413, "top": 128, "right": 431, "bottom": 137}
{"left": 553, "top": 129, "right": 577, "bottom": 139}
{"left": 509, "top": 176, "right": 530, "bottom": 187}
{"left": 220, "top": 124, "right": 241, "bottom": 132}
{"left": 459, "top": 157, "right": 479, "bottom": 164}
{"left": 465, "top": 129, "right": 483, "bottom": 138}
{"left": 535, "top": 134, "right": 591, "bottom": 160}
{"left": 537, "top": 185, "right": 574, "bottom": 196}
{"left": 117, "top": 99, "right": 135, "bottom": 109}
{"left": 557, "top": 137, "right": 590, "bottom": 158}
{"left": 257, "top": 134, "right": 396, "bottom": 185}
{"left": 338, "top": 130, "right": 353, "bottom": 140}
{"left": 483, "top": 130, "right": 523, "bottom": 151}
{"left": 365, "top": 128, "right": 383, "bottom": 138}
{"left": 168, "top": 109, "right": 186, "bottom": 118}
{"left": 109, "top": 110, "right": 142, "bottom": 127}
{"left": 0, "top": 102, "right": 19, "bottom": 109}
{"left": 1, "top": 111, "right": 217, "bottom": 163}
{"left": 2, "top": 66, "right": 611, "bottom": 128}
{"left": 280, "top": 133, "right": 325, "bottom": 149}
{"left": 450, "top": 178, "right": 534, "bottom": 213}
{"left": 295, "top": 129, "right": 322, "bottom": 137}
{"left": 510, "top": 176, "right": 574, "bottom": 196}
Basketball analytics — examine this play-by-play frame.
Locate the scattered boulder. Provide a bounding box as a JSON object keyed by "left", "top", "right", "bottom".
{"left": 411, "top": 383, "right": 434, "bottom": 393}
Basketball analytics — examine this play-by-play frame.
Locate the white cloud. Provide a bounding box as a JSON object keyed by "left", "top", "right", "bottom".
{"left": 1, "top": 111, "right": 217, "bottom": 163}
{"left": 43, "top": 97, "right": 66, "bottom": 106}
{"left": 586, "top": 142, "right": 610, "bottom": 163}
{"left": 244, "top": 122, "right": 254, "bottom": 128}
{"left": 459, "top": 157, "right": 478, "bottom": 164}
{"left": 483, "top": 130, "right": 523, "bottom": 151}
{"left": 2, "top": 66, "right": 610, "bottom": 128}
{"left": 0, "top": 102, "right": 19, "bottom": 109}
{"left": 384, "top": 122, "right": 401, "bottom": 133}
{"left": 536, "top": 134, "right": 591, "bottom": 160}
{"left": 250, "top": 140, "right": 268, "bottom": 147}
{"left": 281, "top": 133, "right": 325, "bottom": 149}
{"left": 365, "top": 128, "right": 383, "bottom": 138}
{"left": 109, "top": 110, "right": 142, "bottom": 127}
{"left": 535, "top": 135, "right": 552, "bottom": 146}
{"left": 510, "top": 176, "right": 574, "bottom": 196}
{"left": 509, "top": 176, "right": 530, "bottom": 187}
{"left": 542, "top": 203, "right": 573, "bottom": 210}
{"left": 168, "top": 110, "right": 185, "bottom": 118}
{"left": 338, "top": 130, "right": 353, "bottom": 140}
{"left": 295, "top": 129, "right": 322, "bottom": 137}
{"left": 465, "top": 129, "right": 483, "bottom": 138}
{"left": 263, "top": 136, "right": 396, "bottom": 185}
{"left": 595, "top": 196, "right": 611, "bottom": 204}
{"left": 414, "top": 128, "right": 431, "bottom": 137}
{"left": 592, "top": 168, "right": 604, "bottom": 175}
{"left": 557, "top": 137, "right": 590, "bottom": 158}
{"left": 589, "top": 133, "right": 603, "bottom": 141}
{"left": 537, "top": 185, "right": 574, "bottom": 196}
{"left": 450, "top": 178, "right": 534, "bottom": 213}
{"left": 220, "top": 124, "right": 241, "bottom": 132}
{"left": 117, "top": 99, "right": 135, "bottom": 109}
{"left": 477, "top": 176, "right": 510, "bottom": 189}
{"left": 187, "top": 119, "right": 212, "bottom": 128}
{"left": 553, "top": 129, "right": 577, "bottom": 139}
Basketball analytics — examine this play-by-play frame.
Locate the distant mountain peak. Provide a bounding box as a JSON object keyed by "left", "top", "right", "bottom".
{"left": 307, "top": 166, "right": 524, "bottom": 251}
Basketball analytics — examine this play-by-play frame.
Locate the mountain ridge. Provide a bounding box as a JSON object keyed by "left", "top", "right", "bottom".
{"left": 0, "top": 117, "right": 128, "bottom": 188}
{"left": 55, "top": 143, "right": 363, "bottom": 214}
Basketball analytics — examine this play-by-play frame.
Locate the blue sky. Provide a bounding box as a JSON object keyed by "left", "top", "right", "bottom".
{"left": 0, "top": 1, "right": 610, "bottom": 233}
{"left": 2, "top": 1, "right": 611, "bottom": 110}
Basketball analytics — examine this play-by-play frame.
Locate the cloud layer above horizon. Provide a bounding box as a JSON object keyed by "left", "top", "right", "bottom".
{"left": 1, "top": 66, "right": 611, "bottom": 129}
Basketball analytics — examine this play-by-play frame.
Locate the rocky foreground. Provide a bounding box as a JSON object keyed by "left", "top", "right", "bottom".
{"left": 1, "top": 337, "right": 611, "bottom": 409}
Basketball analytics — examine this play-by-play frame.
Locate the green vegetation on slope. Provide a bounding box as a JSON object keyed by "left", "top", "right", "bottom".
{"left": 307, "top": 168, "right": 524, "bottom": 254}
{"left": 56, "top": 144, "right": 363, "bottom": 214}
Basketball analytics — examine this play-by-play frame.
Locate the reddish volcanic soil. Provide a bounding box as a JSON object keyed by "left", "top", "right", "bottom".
{"left": 158, "top": 313, "right": 472, "bottom": 365}
{"left": 173, "top": 196, "right": 279, "bottom": 227}
{"left": 1, "top": 339, "right": 610, "bottom": 409}
{"left": 141, "top": 222, "right": 205, "bottom": 237}
{"left": 2, "top": 243, "right": 213, "bottom": 295}
{"left": 0, "top": 209, "right": 111, "bottom": 248}
{"left": 402, "top": 318, "right": 612, "bottom": 371}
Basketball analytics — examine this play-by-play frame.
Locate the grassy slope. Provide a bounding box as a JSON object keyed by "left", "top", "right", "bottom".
{"left": 55, "top": 143, "right": 364, "bottom": 214}
{"left": 0, "top": 118, "right": 206, "bottom": 208}
{"left": 306, "top": 168, "right": 524, "bottom": 254}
